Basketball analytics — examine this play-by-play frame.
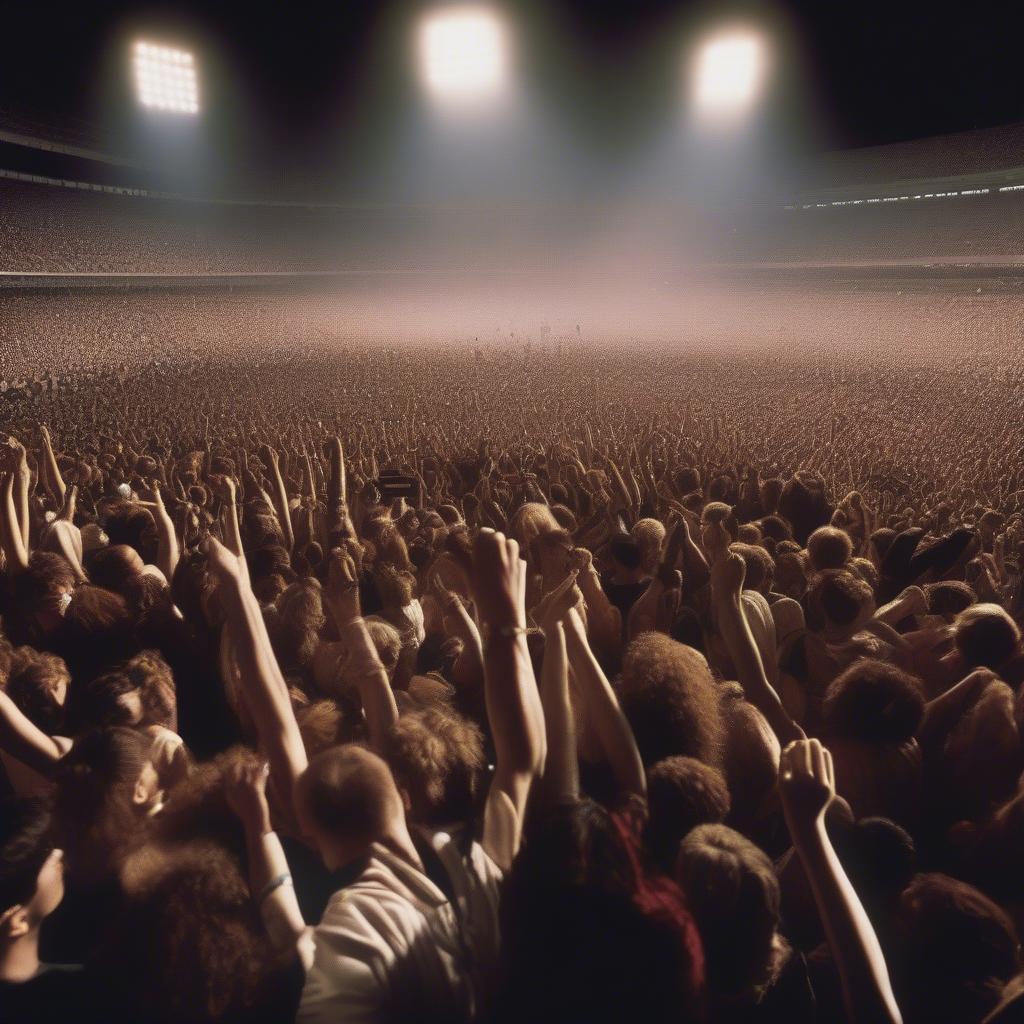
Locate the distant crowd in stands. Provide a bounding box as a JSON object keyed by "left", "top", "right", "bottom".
{"left": 7, "top": 173, "right": 1024, "bottom": 277}
{"left": 0, "top": 382, "right": 1023, "bottom": 1024}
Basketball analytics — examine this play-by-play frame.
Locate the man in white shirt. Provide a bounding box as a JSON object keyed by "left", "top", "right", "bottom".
{"left": 207, "top": 528, "right": 543, "bottom": 1024}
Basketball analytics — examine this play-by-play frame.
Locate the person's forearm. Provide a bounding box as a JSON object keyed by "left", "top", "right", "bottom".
{"left": 577, "top": 568, "right": 623, "bottom": 655}
{"left": 564, "top": 608, "right": 646, "bottom": 799}
{"left": 40, "top": 429, "right": 66, "bottom": 504}
{"left": 0, "top": 474, "right": 28, "bottom": 574}
{"left": 795, "top": 821, "right": 902, "bottom": 1024}
{"left": 337, "top": 617, "right": 399, "bottom": 749}
{"left": 485, "top": 633, "right": 545, "bottom": 778}
{"left": 0, "top": 692, "right": 65, "bottom": 775}
{"left": 539, "top": 621, "right": 579, "bottom": 805}
{"left": 222, "top": 580, "right": 308, "bottom": 810}
{"left": 156, "top": 508, "right": 181, "bottom": 584}
{"left": 717, "top": 594, "right": 802, "bottom": 745}
{"left": 243, "top": 818, "right": 306, "bottom": 952}
{"left": 15, "top": 465, "right": 29, "bottom": 551}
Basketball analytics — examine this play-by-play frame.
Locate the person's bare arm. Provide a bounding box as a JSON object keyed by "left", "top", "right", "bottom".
{"left": 538, "top": 620, "right": 578, "bottom": 806}
{"left": 0, "top": 691, "right": 69, "bottom": 776}
{"left": 38, "top": 426, "right": 66, "bottom": 505}
{"left": 780, "top": 739, "right": 902, "bottom": 1024}
{"left": 461, "top": 530, "right": 546, "bottom": 835}
{"left": 205, "top": 538, "right": 307, "bottom": 823}
{"left": 260, "top": 444, "right": 294, "bottom": 552}
{"left": 9, "top": 439, "right": 30, "bottom": 551}
{"left": 712, "top": 550, "right": 804, "bottom": 746}
{"left": 917, "top": 667, "right": 997, "bottom": 755}
{"left": 322, "top": 547, "right": 399, "bottom": 750}
{"left": 224, "top": 759, "right": 312, "bottom": 967}
{"left": 571, "top": 547, "right": 623, "bottom": 658}
{"left": 139, "top": 481, "right": 181, "bottom": 584}
{"left": 0, "top": 472, "right": 29, "bottom": 574}
{"left": 563, "top": 604, "right": 646, "bottom": 800}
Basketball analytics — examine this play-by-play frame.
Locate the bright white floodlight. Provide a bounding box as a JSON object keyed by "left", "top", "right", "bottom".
{"left": 133, "top": 41, "right": 199, "bottom": 114}
{"left": 418, "top": 7, "right": 508, "bottom": 103}
{"left": 693, "top": 32, "right": 764, "bottom": 116}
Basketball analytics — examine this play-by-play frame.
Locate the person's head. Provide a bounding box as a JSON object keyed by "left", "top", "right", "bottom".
{"left": 104, "top": 841, "right": 288, "bottom": 1024}
{"left": 534, "top": 528, "right": 575, "bottom": 581}
{"left": 362, "top": 617, "right": 403, "bottom": 682}
{"left": 773, "top": 550, "right": 808, "bottom": 600}
{"left": 924, "top": 580, "right": 976, "bottom": 618}
{"left": 954, "top": 603, "right": 1021, "bottom": 671}
{"left": 834, "top": 816, "right": 916, "bottom": 923}
{"left": 822, "top": 659, "right": 925, "bottom": 744}
{"left": 896, "top": 873, "right": 1021, "bottom": 1024}
{"left": 382, "top": 706, "right": 485, "bottom": 827}
{"left": 4, "top": 647, "right": 70, "bottom": 734}
{"left": 675, "top": 824, "right": 782, "bottom": 1004}
{"left": 643, "top": 756, "right": 731, "bottom": 874}
{"left": 69, "top": 650, "right": 176, "bottom": 732}
{"left": 87, "top": 543, "right": 146, "bottom": 597}
{"left": 99, "top": 500, "right": 157, "bottom": 562}
{"left": 373, "top": 562, "right": 416, "bottom": 609}
{"left": 759, "top": 477, "right": 784, "bottom": 514}
{"left": 619, "top": 633, "right": 726, "bottom": 767}
{"left": 608, "top": 533, "right": 644, "bottom": 579}
{"left": 53, "top": 727, "right": 159, "bottom": 882}
{"left": 807, "top": 526, "right": 854, "bottom": 572}
{"left": 0, "top": 799, "right": 64, "bottom": 945}
{"left": 269, "top": 578, "right": 326, "bottom": 671}
{"left": 632, "top": 519, "right": 667, "bottom": 575}
{"left": 730, "top": 543, "right": 774, "bottom": 594}
{"left": 295, "top": 744, "right": 406, "bottom": 870}
{"left": 806, "top": 569, "right": 875, "bottom": 640}
{"left": 9, "top": 552, "right": 77, "bottom": 637}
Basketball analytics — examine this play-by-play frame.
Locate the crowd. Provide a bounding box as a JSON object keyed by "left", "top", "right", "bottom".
{"left": 8, "top": 174, "right": 1024, "bottom": 276}
{"left": 0, "top": 331, "right": 1022, "bottom": 1024}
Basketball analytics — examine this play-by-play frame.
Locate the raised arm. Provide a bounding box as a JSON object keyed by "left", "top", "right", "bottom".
{"left": 0, "top": 691, "right": 70, "bottom": 777}
{"left": 321, "top": 546, "right": 399, "bottom": 750}
{"left": 38, "top": 425, "right": 66, "bottom": 505}
{"left": 535, "top": 574, "right": 583, "bottom": 806}
{"left": 461, "top": 530, "right": 546, "bottom": 852}
{"left": 260, "top": 443, "right": 295, "bottom": 553}
{"left": 563, "top": 602, "right": 646, "bottom": 801}
{"left": 224, "top": 759, "right": 312, "bottom": 968}
{"left": 711, "top": 549, "right": 804, "bottom": 746}
{"left": 143, "top": 480, "right": 182, "bottom": 584}
{"left": 779, "top": 738, "right": 902, "bottom": 1024}
{"left": 205, "top": 537, "right": 307, "bottom": 824}
{"left": 0, "top": 471, "right": 29, "bottom": 575}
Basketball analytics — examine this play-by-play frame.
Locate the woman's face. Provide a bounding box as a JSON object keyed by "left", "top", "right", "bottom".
{"left": 133, "top": 759, "right": 163, "bottom": 811}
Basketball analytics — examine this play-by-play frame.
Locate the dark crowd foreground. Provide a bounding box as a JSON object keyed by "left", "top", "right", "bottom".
{"left": 0, "top": 337, "right": 1023, "bottom": 1024}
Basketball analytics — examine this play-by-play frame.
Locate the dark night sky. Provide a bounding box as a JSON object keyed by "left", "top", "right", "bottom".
{"left": 2, "top": 0, "right": 1024, "bottom": 194}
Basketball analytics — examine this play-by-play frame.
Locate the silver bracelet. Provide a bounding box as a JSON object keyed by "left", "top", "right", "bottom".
{"left": 257, "top": 872, "right": 293, "bottom": 906}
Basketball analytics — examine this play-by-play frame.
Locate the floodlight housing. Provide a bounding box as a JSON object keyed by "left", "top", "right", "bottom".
{"left": 133, "top": 41, "right": 199, "bottom": 114}
{"left": 418, "top": 7, "right": 507, "bottom": 103}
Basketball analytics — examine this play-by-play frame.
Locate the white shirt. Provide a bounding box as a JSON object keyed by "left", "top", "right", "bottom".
{"left": 299, "top": 788, "right": 518, "bottom": 1024}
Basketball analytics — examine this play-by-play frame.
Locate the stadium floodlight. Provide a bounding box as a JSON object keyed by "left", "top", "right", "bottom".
{"left": 133, "top": 41, "right": 199, "bottom": 114}
{"left": 418, "top": 6, "right": 508, "bottom": 103}
{"left": 692, "top": 32, "right": 764, "bottom": 117}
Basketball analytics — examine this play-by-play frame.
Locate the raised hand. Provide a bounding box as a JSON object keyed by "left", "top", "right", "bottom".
{"left": 224, "top": 759, "right": 272, "bottom": 835}
{"left": 533, "top": 569, "right": 581, "bottom": 631}
{"left": 779, "top": 738, "right": 835, "bottom": 841}
{"left": 204, "top": 534, "right": 247, "bottom": 586}
{"left": 324, "top": 545, "right": 361, "bottom": 625}
{"left": 474, "top": 530, "right": 527, "bottom": 630}
{"left": 710, "top": 546, "right": 745, "bottom": 602}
